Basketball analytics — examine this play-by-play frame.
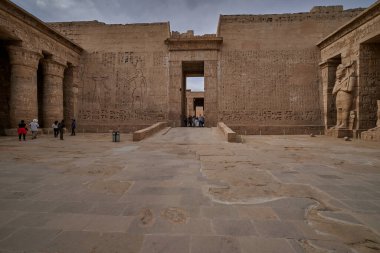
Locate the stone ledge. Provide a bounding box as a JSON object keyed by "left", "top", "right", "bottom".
{"left": 133, "top": 122, "right": 168, "bottom": 142}
{"left": 217, "top": 122, "right": 237, "bottom": 143}
{"left": 361, "top": 128, "right": 380, "bottom": 141}
{"left": 326, "top": 128, "right": 353, "bottom": 138}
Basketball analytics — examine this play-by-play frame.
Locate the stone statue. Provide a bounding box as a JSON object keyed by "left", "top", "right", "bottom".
{"left": 332, "top": 62, "right": 357, "bottom": 129}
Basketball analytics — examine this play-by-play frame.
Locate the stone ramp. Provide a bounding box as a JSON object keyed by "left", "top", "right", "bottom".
{"left": 141, "top": 127, "right": 225, "bottom": 145}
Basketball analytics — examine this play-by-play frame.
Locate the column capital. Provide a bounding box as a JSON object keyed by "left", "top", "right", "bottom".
{"left": 7, "top": 45, "right": 42, "bottom": 69}
{"left": 41, "top": 58, "right": 67, "bottom": 78}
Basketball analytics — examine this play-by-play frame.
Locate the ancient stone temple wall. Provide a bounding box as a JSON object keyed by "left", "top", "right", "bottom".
{"left": 319, "top": 2, "right": 380, "bottom": 136}
{"left": 217, "top": 7, "right": 364, "bottom": 134}
{"left": 359, "top": 44, "right": 380, "bottom": 130}
{"left": 50, "top": 21, "right": 170, "bottom": 132}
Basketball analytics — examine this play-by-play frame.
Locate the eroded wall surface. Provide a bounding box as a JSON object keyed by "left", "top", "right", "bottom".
{"left": 218, "top": 8, "right": 363, "bottom": 134}
{"left": 50, "top": 22, "right": 170, "bottom": 132}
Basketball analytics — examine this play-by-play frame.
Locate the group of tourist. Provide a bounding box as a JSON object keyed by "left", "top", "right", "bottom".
{"left": 184, "top": 115, "right": 205, "bottom": 127}
{"left": 17, "top": 119, "right": 77, "bottom": 141}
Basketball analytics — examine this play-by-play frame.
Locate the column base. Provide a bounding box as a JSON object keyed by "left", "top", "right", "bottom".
{"left": 4, "top": 128, "right": 18, "bottom": 136}
{"left": 361, "top": 127, "right": 380, "bottom": 141}
{"left": 326, "top": 128, "right": 353, "bottom": 138}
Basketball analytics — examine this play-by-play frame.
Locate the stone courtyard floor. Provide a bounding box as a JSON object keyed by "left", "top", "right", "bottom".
{"left": 0, "top": 127, "right": 379, "bottom": 253}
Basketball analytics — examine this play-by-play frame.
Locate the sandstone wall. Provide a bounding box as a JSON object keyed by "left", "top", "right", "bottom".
{"left": 217, "top": 8, "right": 363, "bottom": 134}
{"left": 319, "top": 3, "right": 380, "bottom": 132}
{"left": 359, "top": 44, "right": 380, "bottom": 130}
{"left": 50, "top": 21, "right": 170, "bottom": 132}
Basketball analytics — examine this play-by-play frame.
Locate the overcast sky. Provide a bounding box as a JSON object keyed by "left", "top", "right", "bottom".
{"left": 10, "top": 0, "right": 376, "bottom": 91}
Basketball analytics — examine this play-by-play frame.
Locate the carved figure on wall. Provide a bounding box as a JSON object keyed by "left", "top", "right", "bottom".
{"left": 127, "top": 61, "right": 147, "bottom": 110}
{"left": 332, "top": 62, "right": 357, "bottom": 129}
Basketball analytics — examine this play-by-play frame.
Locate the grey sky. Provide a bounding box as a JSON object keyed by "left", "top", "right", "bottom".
{"left": 11, "top": 0, "right": 376, "bottom": 35}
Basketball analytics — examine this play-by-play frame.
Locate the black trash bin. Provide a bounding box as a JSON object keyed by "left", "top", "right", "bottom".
{"left": 112, "top": 131, "right": 120, "bottom": 142}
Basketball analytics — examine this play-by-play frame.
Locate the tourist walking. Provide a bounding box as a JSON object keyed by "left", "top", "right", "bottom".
{"left": 71, "top": 119, "right": 76, "bottom": 136}
{"left": 29, "top": 119, "right": 39, "bottom": 139}
{"left": 17, "top": 120, "right": 27, "bottom": 141}
{"left": 52, "top": 121, "right": 59, "bottom": 138}
{"left": 58, "top": 120, "right": 65, "bottom": 140}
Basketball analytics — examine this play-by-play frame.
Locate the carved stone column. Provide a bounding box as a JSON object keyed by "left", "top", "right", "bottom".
{"left": 320, "top": 59, "right": 340, "bottom": 130}
{"left": 7, "top": 45, "right": 42, "bottom": 128}
{"left": 63, "top": 65, "right": 80, "bottom": 123}
{"left": 41, "top": 58, "right": 66, "bottom": 127}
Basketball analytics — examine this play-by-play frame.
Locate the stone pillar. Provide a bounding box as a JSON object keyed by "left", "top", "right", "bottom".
{"left": 63, "top": 65, "right": 80, "bottom": 123}
{"left": 204, "top": 60, "right": 218, "bottom": 127}
{"left": 41, "top": 58, "right": 66, "bottom": 128}
{"left": 7, "top": 45, "right": 42, "bottom": 128}
{"left": 320, "top": 59, "right": 340, "bottom": 130}
{"left": 168, "top": 60, "right": 182, "bottom": 127}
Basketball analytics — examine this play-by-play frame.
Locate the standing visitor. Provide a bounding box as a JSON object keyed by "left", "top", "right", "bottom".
{"left": 199, "top": 115, "right": 205, "bottom": 127}
{"left": 71, "top": 119, "right": 76, "bottom": 136}
{"left": 29, "top": 119, "right": 39, "bottom": 139}
{"left": 17, "top": 120, "right": 27, "bottom": 141}
{"left": 58, "top": 119, "right": 65, "bottom": 140}
{"left": 188, "top": 116, "right": 192, "bottom": 127}
{"left": 52, "top": 121, "right": 59, "bottom": 138}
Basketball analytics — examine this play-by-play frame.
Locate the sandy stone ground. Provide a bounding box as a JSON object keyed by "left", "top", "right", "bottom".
{"left": 0, "top": 127, "right": 379, "bottom": 253}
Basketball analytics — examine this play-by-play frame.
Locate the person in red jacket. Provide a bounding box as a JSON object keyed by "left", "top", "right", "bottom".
{"left": 17, "top": 120, "right": 27, "bottom": 141}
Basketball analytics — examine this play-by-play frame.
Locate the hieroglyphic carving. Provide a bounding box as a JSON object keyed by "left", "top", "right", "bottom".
{"left": 358, "top": 44, "right": 380, "bottom": 129}
{"left": 78, "top": 51, "right": 168, "bottom": 124}
{"left": 219, "top": 49, "right": 321, "bottom": 125}
{"left": 220, "top": 110, "right": 321, "bottom": 123}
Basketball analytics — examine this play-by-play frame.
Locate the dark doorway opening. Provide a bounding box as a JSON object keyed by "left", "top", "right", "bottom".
{"left": 0, "top": 43, "right": 10, "bottom": 133}
{"left": 182, "top": 61, "right": 205, "bottom": 127}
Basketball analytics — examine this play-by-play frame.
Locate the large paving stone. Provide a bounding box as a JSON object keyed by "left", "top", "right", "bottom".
{"left": 0, "top": 228, "right": 61, "bottom": 252}
{"left": 83, "top": 215, "right": 134, "bottom": 233}
{"left": 191, "top": 235, "right": 241, "bottom": 253}
{"left": 140, "top": 235, "right": 190, "bottom": 253}
{"left": 239, "top": 236, "right": 296, "bottom": 253}
{"left": 44, "top": 231, "right": 102, "bottom": 253}
{"left": 212, "top": 219, "right": 257, "bottom": 236}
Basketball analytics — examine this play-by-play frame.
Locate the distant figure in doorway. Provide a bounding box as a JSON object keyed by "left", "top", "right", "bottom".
{"left": 52, "top": 121, "right": 59, "bottom": 138}
{"left": 58, "top": 120, "right": 65, "bottom": 140}
{"left": 199, "top": 115, "right": 205, "bottom": 127}
{"left": 17, "top": 120, "right": 27, "bottom": 141}
{"left": 188, "top": 116, "right": 193, "bottom": 127}
{"left": 29, "top": 119, "right": 39, "bottom": 139}
{"left": 71, "top": 119, "right": 76, "bottom": 136}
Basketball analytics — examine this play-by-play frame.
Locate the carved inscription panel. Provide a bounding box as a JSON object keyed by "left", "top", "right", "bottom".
{"left": 78, "top": 51, "right": 169, "bottom": 124}
{"left": 219, "top": 49, "right": 322, "bottom": 125}
{"left": 359, "top": 44, "right": 380, "bottom": 129}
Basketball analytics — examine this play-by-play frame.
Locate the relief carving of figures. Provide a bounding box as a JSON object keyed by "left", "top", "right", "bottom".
{"left": 331, "top": 62, "right": 357, "bottom": 129}
{"left": 127, "top": 61, "right": 147, "bottom": 110}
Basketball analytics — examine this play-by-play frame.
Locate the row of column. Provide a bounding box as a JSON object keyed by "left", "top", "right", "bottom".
{"left": 7, "top": 45, "right": 78, "bottom": 128}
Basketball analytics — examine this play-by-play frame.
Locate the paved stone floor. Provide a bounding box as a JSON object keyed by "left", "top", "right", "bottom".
{"left": 0, "top": 127, "right": 379, "bottom": 253}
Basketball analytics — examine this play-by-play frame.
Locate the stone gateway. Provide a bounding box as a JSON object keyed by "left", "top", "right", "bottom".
{"left": 0, "top": 0, "right": 379, "bottom": 139}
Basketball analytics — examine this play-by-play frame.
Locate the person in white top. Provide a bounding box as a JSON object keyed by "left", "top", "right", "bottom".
{"left": 29, "top": 119, "right": 39, "bottom": 139}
